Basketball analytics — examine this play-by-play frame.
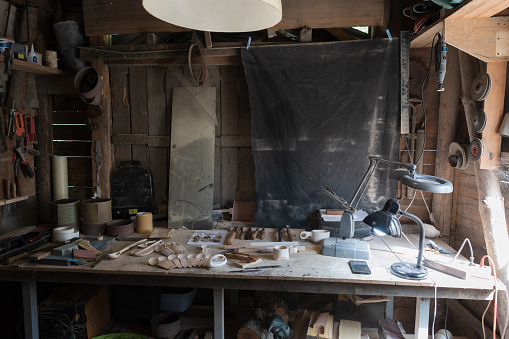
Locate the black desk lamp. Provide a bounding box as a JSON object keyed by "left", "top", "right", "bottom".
{"left": 363, "top": 199, "right": 430, "bottom": 280}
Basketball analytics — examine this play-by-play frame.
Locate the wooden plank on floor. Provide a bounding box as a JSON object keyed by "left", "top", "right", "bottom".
{"left": 147, "top": 66, "right": 168, "bottom": 207}
{"left": 111, "top": 66, "right": 132, "bottom": 168}
{"left": 168, "top": 87, "right": 216, "bottom": 229}
{"left": 129, "top": 66, "right": 149, "bottom": 167}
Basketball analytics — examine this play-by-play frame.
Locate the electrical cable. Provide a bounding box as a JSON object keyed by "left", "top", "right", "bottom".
{"left": 432, "top": 282, "right": 437, "bottom": 339}
{"left": 480, "top": 255, "right": 498, "bottom": 339}
{"left": 482, "top": 299, "right": 492, "bottom": 339}
{"left": 416, "top": 32, "right": 440, "bottom": 166}
{"left": 444, "top": 301, "right": 449, "bottom": 338}
{"left": 447, "top": 237, "right": 474, "bottom": 265}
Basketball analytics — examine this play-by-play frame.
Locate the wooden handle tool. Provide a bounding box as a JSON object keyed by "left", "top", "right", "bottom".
{"left": 245, "top": 227, "right": 252, "bottom": 240}
{"left": 225, "top": 228, "right": 236, "bottom": 245}
{"left": 251, "top": 228, "right": 259, "bottom": 240}
{"left": 237, "top": 227, "right": 243, "bottom": 239}
{"left": 286, "top": 225, "right": 293, "bottom": 241}
{"left": 259, "top": 228, "right": 265, "bottom": 240}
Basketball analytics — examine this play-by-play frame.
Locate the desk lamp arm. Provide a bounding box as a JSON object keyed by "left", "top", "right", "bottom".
{"left": 399, "top": 210, "right": 425, "bottom": 268}
{"left": 349, "top": 157, "right": 416, "bottom": 210}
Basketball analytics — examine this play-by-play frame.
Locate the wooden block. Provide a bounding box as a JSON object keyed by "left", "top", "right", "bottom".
{"left": 232, "top": 258, "right": 262, "bottom": 268}
{"left": 326, "top": 209, "right": 344, "bottom": 215}
{"left": 224, "top": 230, "right": 236, "bottom": 245}
{"left": 78, "top": 240, "right": 101, "bottom": 254}
{"left": 72, "top": 249, "right": 97, "bottom": 260}
{"left": 338, "top": 319, "right": 361, "bottom": 339}
{"left": 422, "top": 258, "right": 467, "bottom": 280}
{"left": 30, "top": 251, "right": 51, "bottom": 260}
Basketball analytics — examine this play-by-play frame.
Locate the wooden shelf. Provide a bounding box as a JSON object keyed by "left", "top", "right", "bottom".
{"left": 0, "top": 55, "right": 67, "bottom": 76}
{"left": 0, "top": 195, "right": 29, "bottom": 206}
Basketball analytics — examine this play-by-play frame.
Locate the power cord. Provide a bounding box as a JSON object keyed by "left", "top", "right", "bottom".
{"left": 480, "top": 255, "right": 498, "bottom": 339}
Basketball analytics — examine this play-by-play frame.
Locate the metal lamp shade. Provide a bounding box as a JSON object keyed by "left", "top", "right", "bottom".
{"left": 363, "top": 199, "right": 402, "bottom": 238}
{"left": 142, "top": 0, "right": 283, "bottom": 33}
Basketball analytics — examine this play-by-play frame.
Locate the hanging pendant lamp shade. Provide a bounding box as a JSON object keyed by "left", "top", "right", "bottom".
{"left": 142, "top": 0, "right": 283, "bottom": 33}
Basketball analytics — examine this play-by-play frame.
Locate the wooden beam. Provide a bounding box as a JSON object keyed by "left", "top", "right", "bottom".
{"left": 479, "top": 61, "right": 507, "bottom": 169}
{"left": 447, "top": 299, "right": 499, "bottom": 339}
{"left": 204, "top": 32, "right": 213, "bottom": 48}
{"left": 35, "top": 93, "right": 52, "bottom": 222}
{"left": 83, "top": 0, "right": 385, "bottom": 36}
{"left": 112, "top": 134, "right": 252, "bottom": 148}
{"left": 91, "top": 60, "right": 112, "bottom": 198}
{"left": 432, "top": 46, "right": 460, "bottom": 242}
{"left": 444, "top": 17, "right": 509, "bottom": 62}
{"left": 447, "top": 0, "right": 508, "bottom": 19}
{"left": 458, "top": 49, "right": 509, "bottom": 339}
{"left": 411, "top": 20, "right": 444, "bottom": 49}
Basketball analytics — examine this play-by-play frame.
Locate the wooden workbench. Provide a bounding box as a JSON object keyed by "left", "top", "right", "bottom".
{"left": 0, "top": 229, "right": 497, "bottom": 339}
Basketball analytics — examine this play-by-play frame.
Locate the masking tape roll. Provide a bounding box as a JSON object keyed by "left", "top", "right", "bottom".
{"left": 136, "top": 212, "right": 153, "bottom": 234}
{"left": 52, "top": 156, "right": 69, "bottom": 200}
{"left": 53, "top": 226, "right": 79, "bottom": 243}
{"left": 208, "top": 254, "right": 227, "bottom": 268}
{"left": 273, "top": 245, "right": 290, "bottom": 260}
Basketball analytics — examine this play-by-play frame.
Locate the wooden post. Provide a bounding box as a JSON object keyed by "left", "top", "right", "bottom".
{"left": 432, "top": 46, "right": 460, "bottom": 243}
{"left": 35, "top": 93, "right": 52, "bottom": 222}
{"left": 458, "top": 50, "right": 509, "bottom": 338}
{"left": 91, "top": 60, "right": 112, "bottom": 198}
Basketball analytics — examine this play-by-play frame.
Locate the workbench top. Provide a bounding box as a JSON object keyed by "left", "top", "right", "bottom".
{"left": 0, "top": 229, "right": 497, "bottom": 300}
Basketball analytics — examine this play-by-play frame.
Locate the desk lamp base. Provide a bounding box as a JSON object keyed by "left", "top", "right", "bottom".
{"left": 391, "top": 262, "right": 428, "bottom": 280}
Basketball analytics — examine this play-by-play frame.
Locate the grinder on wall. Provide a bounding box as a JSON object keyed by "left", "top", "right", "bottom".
{"left": 74, "top": 66, "right": 103, "bottom": 105}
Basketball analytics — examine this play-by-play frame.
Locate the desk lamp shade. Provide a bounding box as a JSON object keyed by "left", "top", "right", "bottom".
{"left": 363, "top": 199, "right": 402, "bottom": 239}
{"left": 364, "top": 198, "right": 429, "bottom": 280}
{"left": 142, "top": 0, "right": 283, "bottom": 33}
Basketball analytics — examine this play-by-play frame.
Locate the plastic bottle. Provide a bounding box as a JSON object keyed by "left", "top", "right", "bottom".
{"left": 28, "top": 44, "right": 37, "bottom": 63}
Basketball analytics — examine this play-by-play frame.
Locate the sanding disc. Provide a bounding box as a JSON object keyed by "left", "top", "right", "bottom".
{"left": 468, "top": 138, "right": 485, "bottom": 162}
{"left": 448, "top": 142, "right": 469, "bottom": 169}
{"left": 473, "top": 108, "right": 487, "bottom": 133}
{"left": 471, "top": 73, "right": 491, "bottom": 101}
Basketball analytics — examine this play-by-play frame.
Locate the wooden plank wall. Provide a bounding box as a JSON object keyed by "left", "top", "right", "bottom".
{"left": 51, "top": 95, "right": 93, "bottom": 200}
{"left": 398, "top": 49, "right": 440, "bottom": 223}
{"left": 109, "top": 66, "right": 254, "bottom": 211}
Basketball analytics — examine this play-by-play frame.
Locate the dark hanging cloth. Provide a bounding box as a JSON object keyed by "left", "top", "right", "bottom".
{"left": 241, "top": 39, "right": 401, "bottom": 228}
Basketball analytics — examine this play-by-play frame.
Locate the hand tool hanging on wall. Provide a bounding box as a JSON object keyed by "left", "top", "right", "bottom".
{"left": 14, "top": 112, "right": 25, "bottom": 138}
{"left": 14, "top": 141, "right": 37, "bottom": 178}
{"left": 24, "top": 115, "right": 37, "bottom": 146}
{"left": 434, "top": 33, "right": 447, "bottom": 91}
{"left": 3, "top": 49, "right": 13, "bottom": 75}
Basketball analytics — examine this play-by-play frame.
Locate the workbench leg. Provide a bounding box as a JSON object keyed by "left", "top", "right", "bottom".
{"left": 214, "top": 288, "right": 224, "bottom": 339}
{"left": 22, "top": 280, "right": 39, "bottom": 339}
{"left": 414, "top": 297, "right": 430, "bottom": 339}
{"left": 385, "top": 296, "right": 394, "bottom": 319}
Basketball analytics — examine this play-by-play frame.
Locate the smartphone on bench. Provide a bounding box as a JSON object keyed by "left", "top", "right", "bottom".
{"left": 348, "top": 260, "right": 371, "bottom": 275}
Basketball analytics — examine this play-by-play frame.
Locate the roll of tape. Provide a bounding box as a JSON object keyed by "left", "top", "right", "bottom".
{"left": 136, "top": 212, "right": 153, "bottom": 234}
{"left": 53, "top": 226, "right": 79, "bottom": 243}
{"left": 52, "top": 156, "right": 69, "bottom": 200}
{"left": 273, "top": 245, "right": 290, "bottom": 260}
{"left": 208, "top": 254, "right": 227, "bottom": 268}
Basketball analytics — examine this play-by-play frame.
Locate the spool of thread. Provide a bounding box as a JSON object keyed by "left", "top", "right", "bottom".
{"left": 136, "top": 212, "right": 153, "bottom": 234}
{"left": 43, "top": 50, "right": 58, "bottom": 69}
{"left": 52, "top": 156, "right": 69, "bottom": 200}
{"left": 273, "top": 245, "right": 290, "bottom": 260}
{"left": 53, "top": 226, "right": 79, "bottom": 243}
